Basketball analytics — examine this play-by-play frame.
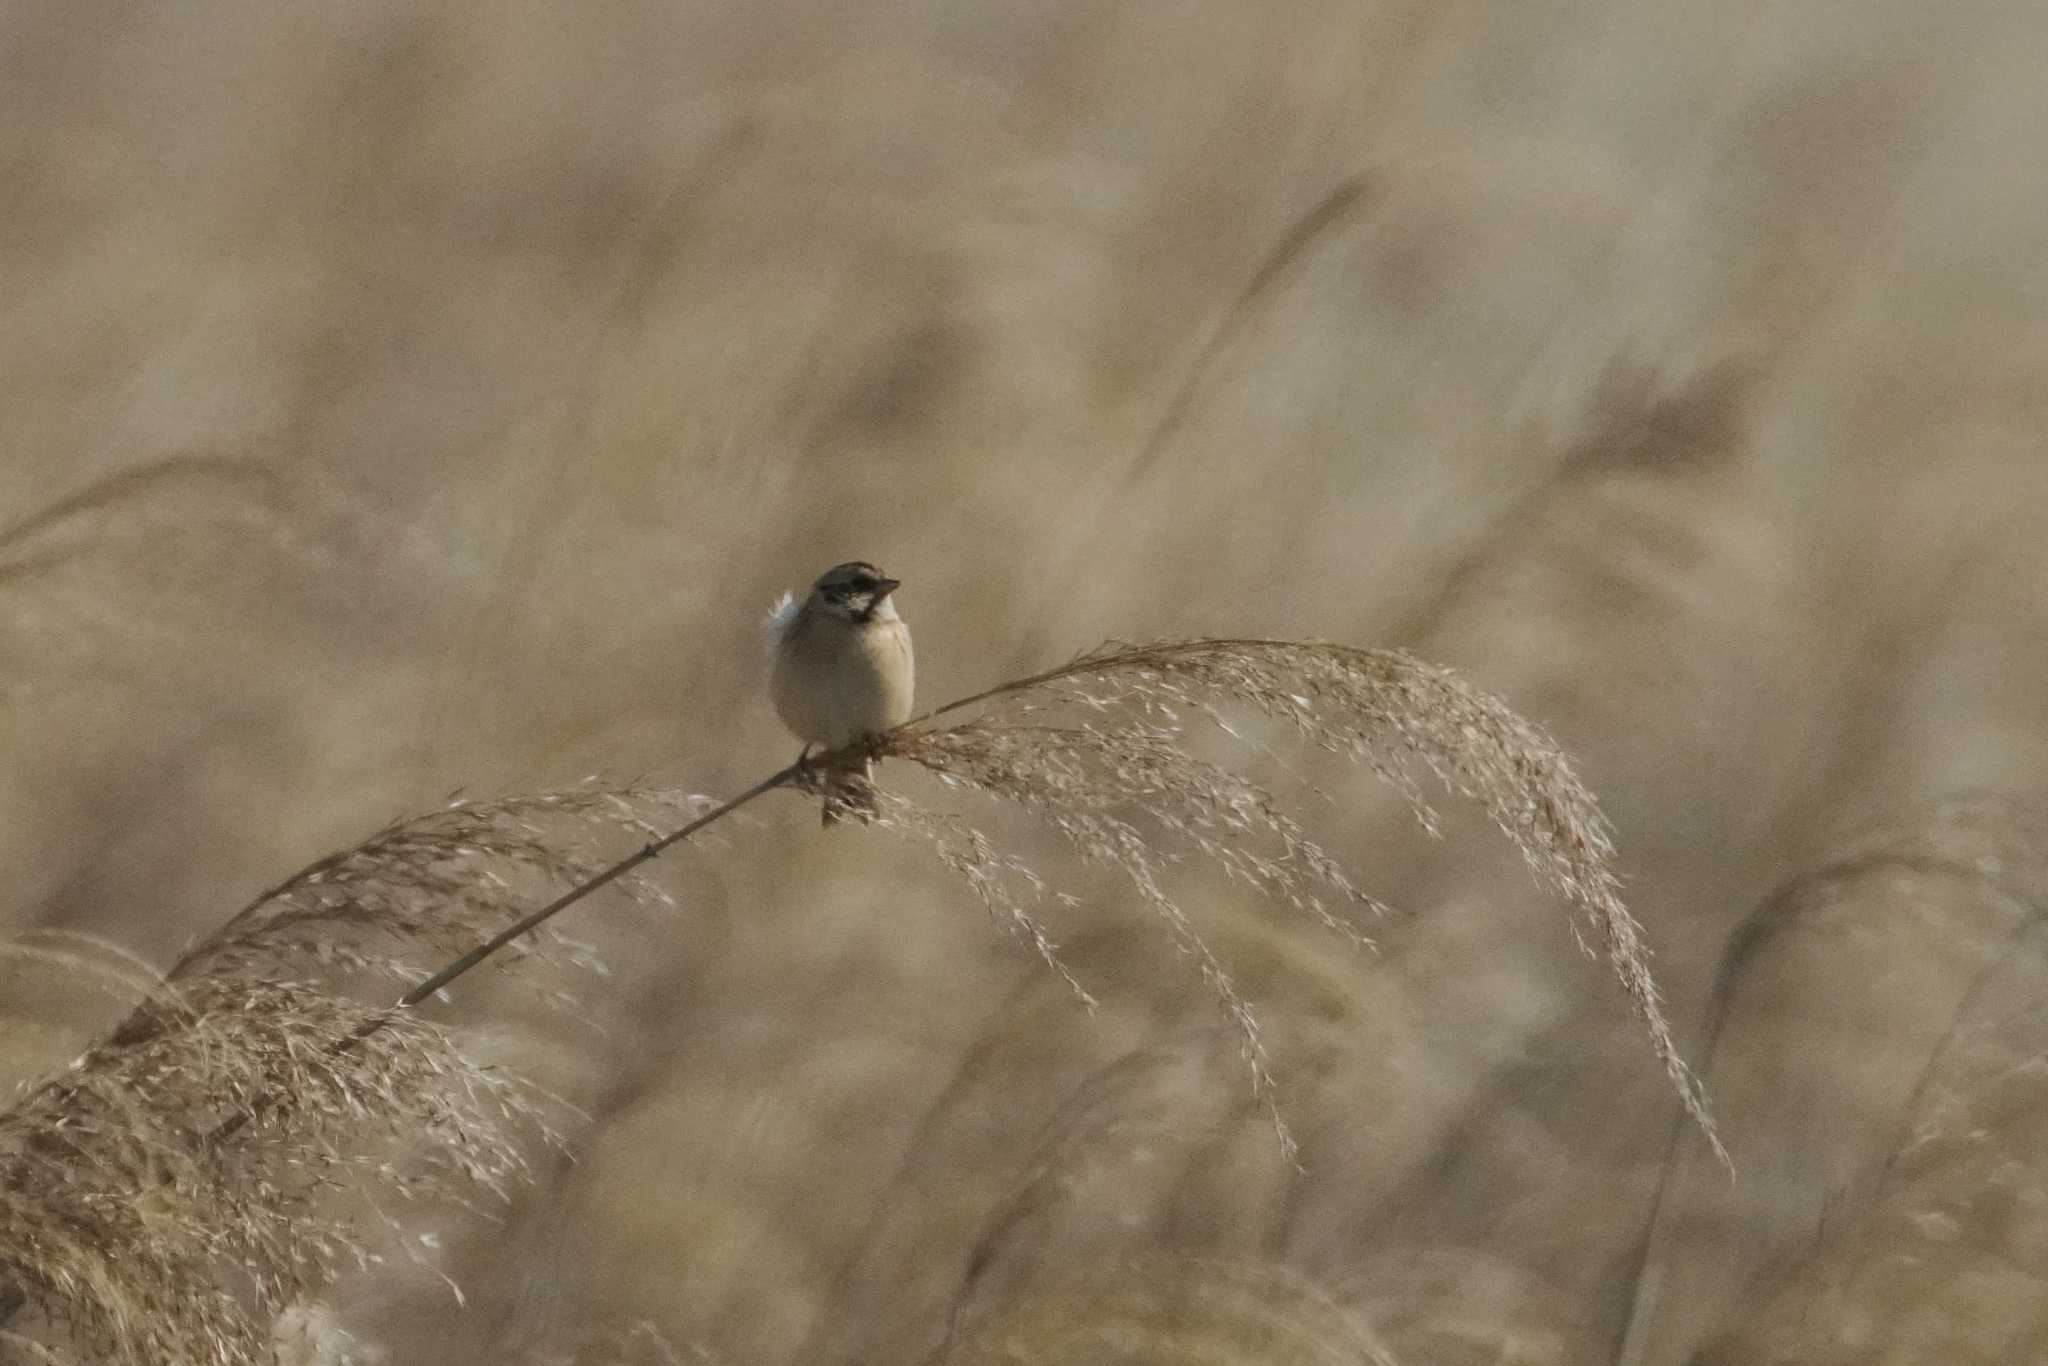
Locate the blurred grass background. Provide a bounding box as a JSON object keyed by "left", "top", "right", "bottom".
{"left": 4, "top": 1, "right": 2048, "bottom": 1361}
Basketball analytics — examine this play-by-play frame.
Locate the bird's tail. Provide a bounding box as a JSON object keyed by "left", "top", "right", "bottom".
{"left": 819, "top": 757, "right": 879, "bottom": 827}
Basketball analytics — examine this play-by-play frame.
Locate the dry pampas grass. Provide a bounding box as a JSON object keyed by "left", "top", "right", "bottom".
{"left": 865, "top": 639, "right": 1719, "bottom": 1163}
{"left": 0, "top": 788, "right": 707, "bottom": 1365}
{"left": 0, "top": 636, "right": 1713, "bottom": 1364}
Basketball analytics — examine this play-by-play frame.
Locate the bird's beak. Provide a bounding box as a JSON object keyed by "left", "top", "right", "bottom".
{"left": 874, "top": 577, "right": 901, "bottom": 598}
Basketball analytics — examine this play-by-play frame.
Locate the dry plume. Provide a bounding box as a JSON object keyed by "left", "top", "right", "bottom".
{"left": 868, "top": 638, "right": 1719, "bottom": 1162}
{"left": 0, "top": 786, "right": 711, "bottom": 1365}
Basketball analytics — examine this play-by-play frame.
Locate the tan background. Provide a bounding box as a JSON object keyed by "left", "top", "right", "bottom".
{"left": 4, "top": 2, "right": 2048, "bottom": 1362}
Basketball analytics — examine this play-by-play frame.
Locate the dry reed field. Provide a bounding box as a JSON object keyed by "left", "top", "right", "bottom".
{"left": 3, "top": 2, "right": 2048, "bottom": 1362}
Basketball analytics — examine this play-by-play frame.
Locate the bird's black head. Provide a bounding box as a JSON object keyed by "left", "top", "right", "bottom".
{"left": 812, "top": 561, "right": 901, "bottom": 621}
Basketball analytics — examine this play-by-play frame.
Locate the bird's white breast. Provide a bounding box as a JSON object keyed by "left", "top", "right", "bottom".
{"left": 771, "top": 611, "right": 915, "bottom": 750}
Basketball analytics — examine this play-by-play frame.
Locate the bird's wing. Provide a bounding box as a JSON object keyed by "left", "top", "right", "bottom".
{"left": 762, "top": 590, "right": 800, "bottom": 655}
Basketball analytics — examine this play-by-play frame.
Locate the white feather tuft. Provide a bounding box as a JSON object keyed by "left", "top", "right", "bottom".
{"left": 762, "top": 590, "right": 800, "bottom": 654}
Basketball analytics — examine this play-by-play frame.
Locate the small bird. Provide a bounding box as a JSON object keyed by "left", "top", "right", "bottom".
{"left": 766, "top": 560, "right": 915, "bottom": 824}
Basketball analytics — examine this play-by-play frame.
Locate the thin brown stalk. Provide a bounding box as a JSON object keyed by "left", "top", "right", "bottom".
{"left": 395, "top": 763, "right": 802, "bottom": 1007}
{"left": 1126, "top": 178, "right": 1379, "bottom": 480}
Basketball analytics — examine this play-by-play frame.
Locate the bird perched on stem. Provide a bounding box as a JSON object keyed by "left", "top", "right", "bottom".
{"left": 766, "top": 560, "right": 915, "bottom": 824}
